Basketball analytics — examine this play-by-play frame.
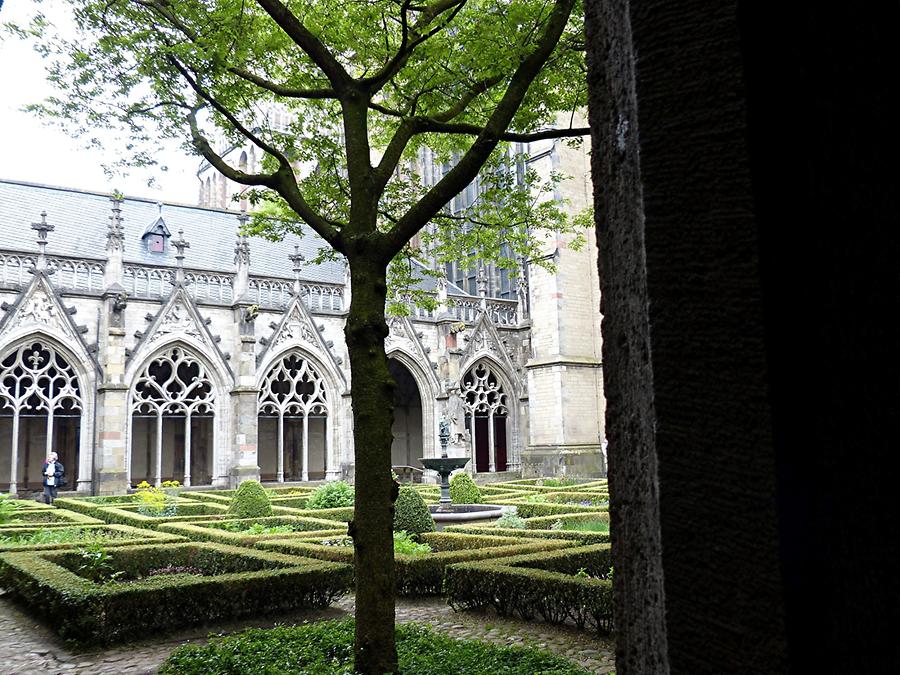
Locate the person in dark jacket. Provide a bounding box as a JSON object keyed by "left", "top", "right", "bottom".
{"left": 41, "top": 452, "right": 65, "bottom": 504}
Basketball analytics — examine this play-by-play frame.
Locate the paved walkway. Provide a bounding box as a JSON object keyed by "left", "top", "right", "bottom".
{"left": 0, "top": 592, "right": 615, "bottom": 674}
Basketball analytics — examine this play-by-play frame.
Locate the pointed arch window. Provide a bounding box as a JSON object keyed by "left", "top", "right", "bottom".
{"left": 258, "top": 353, "right": 329, "bottom": 482}
{"left": 462, "top": 361, "right": 509, "bottom": 472}
{"left": 130, "top": 346, "right": 215, "bottom": 486}
{"left": 0, "top": 341, "right": 82, "bottom": 494}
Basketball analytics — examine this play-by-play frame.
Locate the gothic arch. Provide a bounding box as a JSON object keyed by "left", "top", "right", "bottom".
{"left": 460, "top": 356, "right": 521, "bottom": 472}
{"left": 125, "top": 341, "right": 229, "bottom": 487}
{"left": 256, "top": 346, "right": 341, "bottom": 481}
{"left": 0, "top": 333, "right": 96, "bottom": 494}
{"left": 386, "top": 347, "right": 438, "bottom": 461}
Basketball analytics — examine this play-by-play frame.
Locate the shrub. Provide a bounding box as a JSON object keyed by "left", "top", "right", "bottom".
{"left": 494, "top": 507, "right": 526, "bottom": 529}
{"left": 0, "top": 524, "right": 184, "bottom": 553}
{"left": 158, "top": 516, "right": 341, "bottom": 546}
{"left": 393, "top": 531, "right": 432, "bottom": 556}
{"left": 159, "top": 619, "right": 593, "bottom": 674}
{"left": 0, "top": 494, "right": 21, "bottom": 525}
{"left": 228, "top": 480, "right": 273, "bottom": 519}
{"left": 304, "top": 481, "right": 354, "bottom": 510}
{"left": 449, "top": 472, "right": 481, "bottom": 504}
{"left": 393, "top": 486, "right": 435, "bottom": 535}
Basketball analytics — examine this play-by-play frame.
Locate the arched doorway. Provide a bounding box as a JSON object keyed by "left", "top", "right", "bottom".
{"left": 462, "top": 361, "right": 508, "bottom": 473}
{"left": 388, "top": 358, "right": 423, "bottom": 469}
{"left": 258, "top": 352, "right": 329, "bottom": 482}
{"left": 129, "top": 346, "right": 215, "bottom": 487}
{"left": 0, "top": 341, "right": 82, "bottom": 495}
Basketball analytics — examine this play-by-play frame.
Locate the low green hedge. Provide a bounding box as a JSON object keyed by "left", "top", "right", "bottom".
{"left": 0, "top": 541, "right": 352, "bottom": 644}
{"left": 444, "top": 524, "right": 611, "bottom": 545}
{"left": 182, "top": 491, "right": 232, "bottom": 506}
{"left": 0, "top": 508, "right": 103, "bottom": 529}
{"left": 159, "top": 618, "right": 593, "bottom": 674}
{"left": 158, "top": 515, "right": 344, "bottom": 546}
{"left": 0, "top": 523, "right": 184, "bottom": 553}
{"left": 93, "top": 502, "right": 230, "bottom": 529}
{"left": 259, "top": 532, "right": 574, "bottom": 596}
{"left": 522, "top": 511, "right": 610, "bottom": 529}
{"left": 497, "top": 501, "right": 608, "bottom": 518}
{"left": 444, "top": 544, "right": 614, "bottom": 632}
{"left": 54, "top": 494, "right": 200, "bottom": 517}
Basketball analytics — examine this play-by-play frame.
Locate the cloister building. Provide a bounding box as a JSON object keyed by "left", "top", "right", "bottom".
{"left": 0, "top": 138, "right": 604, "bottom": 495}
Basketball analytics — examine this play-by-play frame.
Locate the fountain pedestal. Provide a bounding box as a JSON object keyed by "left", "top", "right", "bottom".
{"left": 420, "top": 456, "right": 471, "bottom": 510}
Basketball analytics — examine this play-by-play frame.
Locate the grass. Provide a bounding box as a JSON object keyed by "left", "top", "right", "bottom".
{"left": 556, "top": 519, "right": 610, "bottom": 533}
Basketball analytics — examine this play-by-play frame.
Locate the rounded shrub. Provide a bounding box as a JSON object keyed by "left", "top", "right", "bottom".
{"left": 305, "top": 481, "right": 355, "bottom": 510}
{"left": 449, "top": 472, "right": 481, "bottom": 504}
{"left": 393, "top": 485, "right": 435, "bottom": 535}
{"left": 227, "top": 480, "right": 273, "bottom": 519}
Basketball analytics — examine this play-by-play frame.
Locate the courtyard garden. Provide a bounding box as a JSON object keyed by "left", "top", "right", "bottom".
{"left": 0, "top": 478, "right": 614, "bottom": 673}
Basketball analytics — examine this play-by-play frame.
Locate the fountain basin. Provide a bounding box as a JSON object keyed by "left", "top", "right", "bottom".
{"left": 428, "top": 503, "right": 504, "bottom": 530}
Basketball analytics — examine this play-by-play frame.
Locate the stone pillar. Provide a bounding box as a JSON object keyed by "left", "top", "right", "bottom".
{"left": 229, "top": 234, "right": 260, "bottom": 486}
{"left": 522, "top": 124, "right": 605, "bottom": 478}
{"left": 94, "top": 195, "right": 130, "bottom": 494}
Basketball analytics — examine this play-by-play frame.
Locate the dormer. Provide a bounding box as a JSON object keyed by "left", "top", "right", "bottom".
{"left": 142, "top": 203, "right": 171, "bottom": 253}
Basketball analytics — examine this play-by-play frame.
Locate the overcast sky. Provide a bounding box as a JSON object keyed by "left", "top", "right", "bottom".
{"left": 0, "top": 0, "right": 200, "bottom": 204}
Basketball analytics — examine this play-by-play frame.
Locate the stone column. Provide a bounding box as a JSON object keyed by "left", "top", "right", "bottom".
{"left": 94, "top": 195, "right": 130, "bottom": 494}
{"left": 522, "top": 121, "right": 605, "bottom": 478}
{"left": 229, "top": 231, "right": 260, "bottom": 486}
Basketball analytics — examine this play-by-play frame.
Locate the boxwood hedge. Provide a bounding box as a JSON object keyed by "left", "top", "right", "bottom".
{"left": 0, "top": 523, "right": 184, "bottom": 553}
{"left": 158, "top": 515, "right": 344, "bottom": 546}
{"left": 92, "top": 502, "right": 230, "bottom": 529}
{"left": 444, "top": 524, "right": 611, "bottom": 545}
{"left": 259, "top": 532, "right": 574, "bottom": 596}
{"left": 444, "top": 544, "right": 614, "bottom": 632}
{"left": 0, "top": 508, "right": 103, "bottom": 529}
{"left": 0, "top": 542, "right": 352, "bottom": 644}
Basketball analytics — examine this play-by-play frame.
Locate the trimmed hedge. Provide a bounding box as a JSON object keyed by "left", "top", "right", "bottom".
{"left": 158, "top": 515, "right": 343, "bottom": 546}
{"left": 159, "top": 619, "right": 593, "bottom": 675}
{"left": 449, "top": 473, "right": 481, "bottom": 504}
{"left": 0, "top": 523, "right": 185, "bottom": 553}
{"left": 259, "top": 532, "right": 574, "bottom": 596}
{"left": 523, "top": 511, "right": 610, "bottom": 530}
{"left": 0, "top": 542, "right": 352, "bottom": 644}
{"left": 445, "top": 524, "right": 611, "bottom": 545}
{"left": 394, "top": 486, "right": 435, "bottom": 535}
{"left": 93, "top": 502, "right": 230, "bottom": 529}
{"left": 228, "top": 480, "right": 273, "bottom": 519}
{"left": 444, "top": 544, "right": 614, "bottom": 632}
{"left": 0, "top": 508, "right": 103, "bottom": 529}
{"left": 498, "top": 501, "right": 608, "bottom": 518}
{"left": 54, "top": 494, "right": 200, "bottom": 517}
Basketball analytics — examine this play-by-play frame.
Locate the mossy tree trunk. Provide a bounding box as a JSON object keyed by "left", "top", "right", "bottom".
{"left": 344, "top": 249, "right": 398, "bottom": 674}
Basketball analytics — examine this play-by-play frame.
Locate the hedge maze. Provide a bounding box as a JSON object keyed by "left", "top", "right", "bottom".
{"left": 0, "top": 476, "right": 613, "bottom": 643}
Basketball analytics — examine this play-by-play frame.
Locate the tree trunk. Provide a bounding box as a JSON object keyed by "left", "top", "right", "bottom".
{"left": 345, "top": 253, "right": 398, "bottom": 674}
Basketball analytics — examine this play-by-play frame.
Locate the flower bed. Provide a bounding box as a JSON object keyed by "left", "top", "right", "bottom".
{"left": 159, "top": 619, "right": 593, "bottom": 675}
{"left": 0, "top": 523, "right": 184, "bottom": 553}
{"left": 0, "top": 508, "right": 103, "bottom": 529}
{"left": 259, "top": 532, "right": 574, "bottom": 596}
{"left": 0, "top": 542, "right": 352, "bottom": 644}
{"left": 158, "top": 515, "right": 345, "bottom": 546}
{"left": 92, "top": 502, "right": 230, "bottom": 529}
{"left": 53, "top": 494, "right": 201, "bottom": 517}
{"left": 445, "top": 524, "right": 611, "bottom": 545}
{"left": 444, "top": 544, "right": 614, "bottom": 632}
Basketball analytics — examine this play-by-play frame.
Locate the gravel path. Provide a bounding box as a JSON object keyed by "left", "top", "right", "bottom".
{"left": 0, "top": 592, "right": 615, "bottom": 674}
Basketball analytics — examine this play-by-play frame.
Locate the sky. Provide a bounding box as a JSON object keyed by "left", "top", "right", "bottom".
{"left": 0, "top": 0, "right": 200, "bottom": 204}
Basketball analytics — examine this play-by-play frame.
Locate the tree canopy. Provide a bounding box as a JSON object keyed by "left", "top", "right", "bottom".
{"left": 12, "top": 1, "right": 589, "bottom": 671}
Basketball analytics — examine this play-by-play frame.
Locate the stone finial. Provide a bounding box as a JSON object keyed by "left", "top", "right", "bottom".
{"left": 107, "top": 195, "right": 125, "bottom": 251}
{"left": 31, "top": 211, "right": 54, "bottom": 270}
{"left": 288, "top": 244, "right": 305, "bottom": 295}
{"left": 477, "top": 265, "right": 488, "bottom": 309}
{"left": 172, "top": 228, "right": 190, "bottom": 283}
{"left": 234, "top": 235, "right": 250, "bottom": 267}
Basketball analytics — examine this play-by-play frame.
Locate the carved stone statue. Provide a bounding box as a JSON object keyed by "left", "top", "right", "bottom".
{"left": 112, "top": 292, "right": 128, "bottom": 312}
{"left": 242, "top": 304, "right": 259, "bottom": 323}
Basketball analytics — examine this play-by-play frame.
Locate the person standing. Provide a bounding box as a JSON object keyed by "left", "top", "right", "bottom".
{"left": 41, "top": 452, "right": 65, "bottom": 505}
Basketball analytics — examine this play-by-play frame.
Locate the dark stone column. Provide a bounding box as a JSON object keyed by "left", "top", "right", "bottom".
{"left": 586, "top": 0, "right": 895, "bottom": 672}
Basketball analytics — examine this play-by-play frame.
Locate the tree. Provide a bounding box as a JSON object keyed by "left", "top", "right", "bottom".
{"left": 19, "top": 0, "right": 587, "bottom": 670}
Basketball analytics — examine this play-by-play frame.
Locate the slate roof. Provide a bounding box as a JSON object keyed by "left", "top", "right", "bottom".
{"left": 0, "top": 179, "right": 469, "bottom": 295}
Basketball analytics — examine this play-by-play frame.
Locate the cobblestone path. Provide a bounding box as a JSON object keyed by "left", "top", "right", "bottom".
{"left": 0, "top": 593, "right": 615, "bottom": 674}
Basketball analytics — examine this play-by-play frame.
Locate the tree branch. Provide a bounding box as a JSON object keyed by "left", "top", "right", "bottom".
{"left": 414, "top": 121, "right": 590, "bottom": 142}
{"left": 228, "top": 67, "right": 336, "bottom": 99}
{"left": 382, "top": 0, "right": 577, "bottom": 256}
{"left": 254, "top": 0, "right": 353, "bottom": 92}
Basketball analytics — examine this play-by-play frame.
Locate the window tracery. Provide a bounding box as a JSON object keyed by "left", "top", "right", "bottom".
{"left": 131, "top": 346, "right": 215, "bottom": 416}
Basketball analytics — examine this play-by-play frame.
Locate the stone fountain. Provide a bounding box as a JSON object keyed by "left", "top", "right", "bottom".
{"left": 420, "top": 417, "right": 503, "bottom": 528}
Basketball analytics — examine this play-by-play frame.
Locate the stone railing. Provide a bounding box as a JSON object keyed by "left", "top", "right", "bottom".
{"left": 403, "top": 295, "right": 519, "bottom": 326}
{"left": 49, "top": 257, "right": 106, "bottom": 294}
{"left": 247, "top": 277, "right": 344, "bottom": 312}
{"left": 0, "top": 252, "right": 36, "bottom": 289}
